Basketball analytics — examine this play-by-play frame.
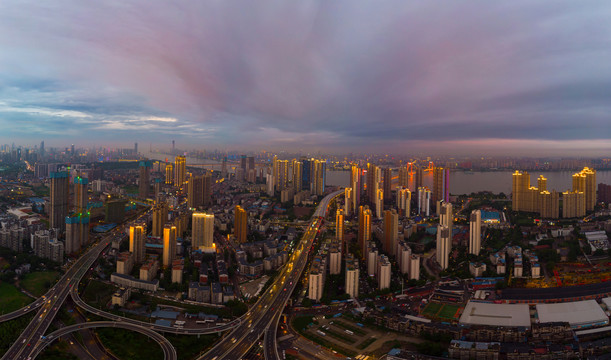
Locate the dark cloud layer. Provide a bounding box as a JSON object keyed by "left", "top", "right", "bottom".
{"left": 0, "top": 1, "right": 610, "bottom": 154}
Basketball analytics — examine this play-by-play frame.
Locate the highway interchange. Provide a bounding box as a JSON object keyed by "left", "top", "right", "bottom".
{"left": 0, "top": 189, "right": 343, "bottom": 360}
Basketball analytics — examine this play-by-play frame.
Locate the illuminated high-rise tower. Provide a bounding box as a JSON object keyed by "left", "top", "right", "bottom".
{"left": 276, "top": 160, "right": 289, "bottom": 191}
{"left": 573, "top": 167, "right": 597, "bottom": 211}
{"left": 432, "top": 167, "right": 450, "bottom": 203}
{"left": 336, "top": 208, "right": 344, "bottom": 248}
{"left": 383, "top": 209, "right": 398, "bottom": 256}
{"left": 50, "top": 171, "right": 70, "bottom": 231}
{"left": 469, "top": 210, "right": 481, "bottom": 256}
{"left": 312, "top": 160, "right": 326, "bottom": 196}
{"left": 162, "top": 224, "right": 177, "bottom": 268}
{"left": 292, "top": 160, "right": 302, "bottom": 193}
{"left": 174, "top": 155, "right": 186, "bottom": 187}
{"left": 192, "top": 212, "right": 215, "bottom": 252}
{"left": 366, "top": 163, "right": 379, "bottom": 204}
{"left": 234, "top": 205, "right": 247, "bottom": 243}
{"left": 152, "top": 202, "right": 168, "bottom": 237}
{"left": 375, "top": 188, "right": 384, "bottom": 219}
{"left": 165, "top": 164, "right": 173, "bottom": 185}
{"left": 358, "top": 205, "right": 372, "bottom": 256}
{"left": 344, "top": 187, "right": 353, "bottom": 217}
{"left": 129, "top": 223, "right": 146, "bottom": 263}
{"left": 436, "top": 224, "right": 451, "bottom": 270}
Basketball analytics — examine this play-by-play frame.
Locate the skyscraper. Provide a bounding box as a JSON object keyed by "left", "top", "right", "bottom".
{"left": 538, "top": 190, "right": 560, "bottom": 219}
{"left": 432, "top": 167, "right": 450, "bottom": 203}
{"left": 563, "top": 190, "right": 586, "bottom": 218}
{"left": 234, "top": 205, "right": 247, "bottom": 243}
{"left": 174, "top": 155, "right": 186, "bottom": 187}
{"left": 382, "top": 167, "right": 392, "bottom": 202}
{"left": 291, "top": 160, "right": 302, "bottom": 193}
{"left": 336, "top": 208, "right": 344, "bottom": 248}
{"left": 188, "top": 174, "right": 204, "bottom": 209}
{"left": 415, "top": 166, "right": 424, "bottom": 190}
{"left": 129, "top": 223, "right": 146, "bottom": 263}
{"left": 345, "top": 254, "right": 359, "bottom": 298}
{"left": 192, "top": 212, "right": 214, "bottom": 252}
{"left": 152, "top": 202, "right": 168, "bottom": 237}
{"left": 377, "top": 255, "right": 391, "bottom": 290}
{"left": 417, "top": 187, "right": 431, "bottom": 216}
{"left": 162, "top": 224, "right": 177, "bottom": 268}
{"left": 375, "top": 188, "right": 384, "bottom": 219}
{"left": 73, "top": 176, "right": 88, "bottom": 214}
{"left": 165, "top": 164, "right": 173, "bottom": 185}
{"left": 398, "top": 165, "right": 409, "bottom": 189}
{"left": 366, "top": 163, "right": 379, "bottom": 204}
{"left": 344, "top": 187, "right": 353, "bottom": 217}
{"left": 573, "top": 167, "right": 597, "bottom": 211}
{"left": 311, "top": 160, "right": 326, "bottom": 196}
{"left": 276, "top": 160, "right": 289, "bottom": 192}
{"left": 139, "top": 161, "right": 151, "bottom": 199}
{"left": 383, "top": 209, "right": 398, "bottom": 256}
{"left": 50, "top": 171, "right": 70, "bottom": 231}
{"left": 203, "top": 172, "right": 212, "bottom": 206}
{"left": 397, "top": 187, "right": 411, "bottom": 217}
{"left": 436, "top": 225, "right": 451, "bottom": 270}
{"left": 469, "top": 210, "right": 481, "bottom": 256}
{"left": 65, "top": 213, "right": 89, "bottom": 254}
{"left": 439, "top": 201, "right": 453, "bottom": 235}
{"left": 358, "top": 205, "right": 372, "bottom": 256}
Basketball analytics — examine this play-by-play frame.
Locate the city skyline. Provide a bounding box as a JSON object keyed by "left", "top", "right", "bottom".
{"left": 0, "top": 1, "right": 610, "bottom": 155}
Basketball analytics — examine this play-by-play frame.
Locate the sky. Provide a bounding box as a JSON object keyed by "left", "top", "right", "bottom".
{"left": 0, "top": 1, "right": 610, "bottom": 156}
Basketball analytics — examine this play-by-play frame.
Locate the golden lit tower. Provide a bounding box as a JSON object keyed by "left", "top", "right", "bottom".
{"left": 234, "top": 205, "right": 247, "bottom": 243}
{"left": 192, "top": 212, "right": 215, "bottom": 252}
{"left": 152, "top": 202, "right": 168, "bottom": 237}
{"left": 162, "top": 224, "right": 177, "bottom": 268}
{"left": 383, "top": 209, "right": 398, "bottom": 256}
{"left": 358, "top": 205, "right": 372, "bottom": 257}
{"left": 537, "top": 175, "right": 547, "bottom": 192}
{"left": 129, "top": 223, "right": 146, "bottom": 263}
{"left": 276, "top": 160, "right": 289, "bottom": 191}
{"left": 572, "top": 167, "right": 597, "bottom": 211}
{"left": 336, "top": 208, "right": 344, "bottom": 245}
{"left": 165, "top": 164, "right": 173, "bottom": 185}
{"left": 292, "top": 159, "right": 302, "bottom": 193}
{"left": 344, "top": 187, "right": 353, "bottom": 217}
{"left": 174, "top": 155, "right": 186, "bottom": 187}
{"left": 50, "top": 171, "right": 70, "bottom": 231}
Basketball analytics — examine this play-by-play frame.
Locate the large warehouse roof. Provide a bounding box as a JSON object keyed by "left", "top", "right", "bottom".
{"left": 459, "top": 301, "right": 531, "bottom": 328}
{"left": 536, "top": 300, "right": 608, "bottom": 328}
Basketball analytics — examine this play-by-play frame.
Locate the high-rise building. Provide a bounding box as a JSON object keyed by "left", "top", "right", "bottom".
{"left": 311, "top": 160, "right": 326, "bottom": 196}
{"left": 276, "top": 160, "right": 289, "bottom": 192}
{"left": 129, "top": 223, "right": 146, "bottom": 263}
{"left": 73, "top": 176, "right": 88, "bottom": 214}
{"left": 162, "top": 224, "right": 177, "bottom": 268}
{"left": 398, "top": 165, "right": 409, "bottom": 189}
{"left": 512, "top": 171, "right": 537, "bottom": 212}
{"left": 345, "top": 254, "right": 359, "bottom": 298}
{"left": 537, "top": 175, "right": 547, "bottom": 192}
{"left": 409, "top": 254, "right": 420, "bottom": 280}
{"left": 383, "top": 209, "right": 398, "bottom": 256}
{"left": 382, "top": 168, "right": 392, "bottom": 202}
{"left": 152, "top": 202, "right": 168, "bottom": 237}
{"left": 350, "top": 164, "right": 361, "bottom": 207}
{"left": 50, "top": 171, "right": 70, "bottom": 231}
{"left": 291, "top": 160, "right": 302, "bottom": 193}
{"left": 538, "top": 190, "right": 560, "bottom": 219}
{"left": 366, "top": 163, "right": 380, "bottom": 205}
{"left": 432, "top": 167, "right": 450, "bottom": 203}
{"left": 469, "top": 210, "right": 481, "bottom": 256}
{"left": 417, "top": 187, "right": 431, "bottom": 216}
{"left": 358, "top": 206, "right": 372, "bottom": 256}
{"left": 367, "top": 243, "right": 378, "bottom": 276}
{"left": 165, "top": 164, "right": 173, "bottom": 185}
{"left": 329, "top": 243, "right": 341, "bottom": 275}
{"left": 234, "top": 205, "right": 247, "bottom": 243}
{"left": 344, "top": 187, "right": 353, "bottom": 217}
{"left": 439, "top": 201, "right": 453, "bottom": 235}
{"left": 139, "top": 161, "right": 151, "bottom": 199}
{"left": 377, "top": 255, "right": 391, "bottom": 290}
{"left": 336, "top": 208, "right": 344, "bottom": 244}
{"left": 174, "top": 155, "right": 186, "bottom": 187}
{"left": 599, "top": 183, "right": 611, "bottom": 204}
{"left": 397, "top": 187, "right": 411, "bottom": 217}
{"left": 375, "top": 188, "right": 384, "bottom": 219}
{"left": 188, "top": 174, "right": 204, "bottom": 209}
{"left": 203, "top": 172, "right": 212, "bottom": 206}
{"left": 415, "top": 166, "right": 424, "bottom": 190}
{"left": 397, "top": 241, "right": 411, "bottom": 275}
{"left": 573, "top": 167, "right": 597, "bottom": 211}
{"left": 308, "top": 255, "right": 326, "bottom": 301}
{"left": 563, "top": 190, "right": 586, "bottom": 218}
{"left": 65, "top": 213, "right": 88, "bottom": 254}
{"left": 436, "top": 225, "right": 451, "bottom": 270}
{"left": 192, "top": 212, "right": 214, "bottom": 252}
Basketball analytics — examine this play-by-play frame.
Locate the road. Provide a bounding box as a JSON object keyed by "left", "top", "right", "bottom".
{"left": 31, "top": 321, "right": 177, "bottom": 360}
{"left": 203, "top": 189, "right": 344, "bottom": 360}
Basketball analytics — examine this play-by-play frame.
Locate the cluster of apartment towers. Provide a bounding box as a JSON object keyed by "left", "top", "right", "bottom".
{"left": 307, "top": 164, "right": 483, "bottom": 302}
{"left": 512, "top": 167, "right": 597, "bottom": 218}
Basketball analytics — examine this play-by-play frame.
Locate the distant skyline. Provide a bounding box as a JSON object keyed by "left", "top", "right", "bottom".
{"left": 1, "top": 1, "right": 610, "bottom": 155}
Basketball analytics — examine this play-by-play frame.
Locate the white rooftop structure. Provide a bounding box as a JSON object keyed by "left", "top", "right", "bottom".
{"left": 536, "top": 300, "right": 608, "bottom": 329}
{"left": 459, "top": 301, "right": 531, "bottom": 328}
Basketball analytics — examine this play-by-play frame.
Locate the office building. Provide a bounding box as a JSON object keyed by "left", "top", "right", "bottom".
{"left": 152, "top": 202, "right": 168, "bottom": 237}
{"left": 377, "top": 255, "right": 391, "bottom": 290}
{"left": 383, "top": 209, "right": 398, "bottom": 256}
{"left": 162, "top": 224, "right": 177, "bottom": 268}
{"left": 174, "top": 155, "right": 186, "bottom": 187}
{"left": 165, "top": 164, "right": 173, "bottom": 185}
{"left": 345, "top": 254, "right": 359, "bottom": 298}
{"left": 436, "top": 225, "right": 451, "bottom": 270}
{"left": 129, "top": 223, "right": 146, "bottom": 263}
{"left": 139, "top": 161, "right": 151, "bottom": 199}
{"left": 50, "top": 171, "right": 70, "bottom": 231}
{"left": 192, "top": 212, "right": 214, "bottom": 252}
{"left": 397, "top": 187, "right": 411, "bottom": 217}
{"left": 358, "top": 206, "right": 372, "bottom": 256}
{"left": 469, "top": 210, "right": 481, "bottom": 256}
{"left": 234, "top": 205, "right": 247, "bottom": 243}
{"left": 74, "top": 176, "right": 88, "bottom": 213}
